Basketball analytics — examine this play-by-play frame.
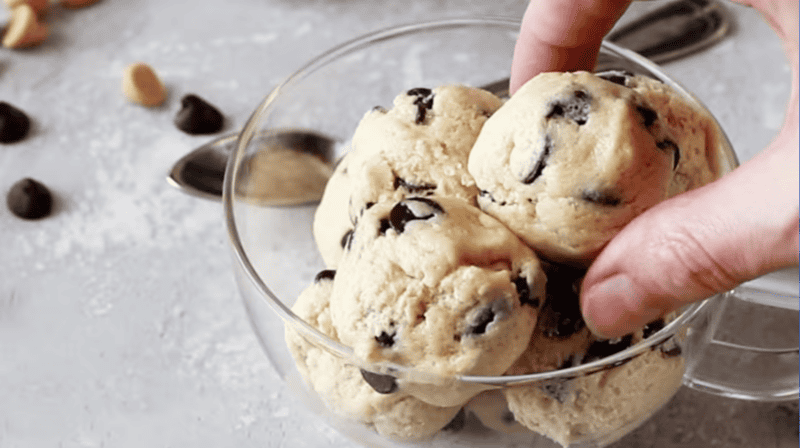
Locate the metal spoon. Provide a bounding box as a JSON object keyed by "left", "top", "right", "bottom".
{"left": 167, "top": 0, "right": 730, "bottom": 204}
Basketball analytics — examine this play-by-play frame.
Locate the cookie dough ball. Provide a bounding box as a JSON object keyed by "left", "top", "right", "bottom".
{"left": 313, "top": 84, "right": 503, "bottom": 267}
{"left": 285, "top": 271, "right": 464, "bottom": 441}
{"left": 505, "top": 285, "right": 686, "bottom": 448}
{"left": 330, "top": 196, "right": 545, "bottom": 406}
{"left": 468, "top": 71, "right": 681, "bottom": 265}
{"left": 608, "top": 71, "right": 723, "bottom": 196}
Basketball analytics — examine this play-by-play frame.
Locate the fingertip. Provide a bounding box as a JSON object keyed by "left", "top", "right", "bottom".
{"left": 580, "top": 274, "right": 665, "bottom": 339}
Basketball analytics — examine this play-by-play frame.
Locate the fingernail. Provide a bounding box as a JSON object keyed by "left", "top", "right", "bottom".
{"left": 581, "top": 274, "right": 656, "bottom": 339}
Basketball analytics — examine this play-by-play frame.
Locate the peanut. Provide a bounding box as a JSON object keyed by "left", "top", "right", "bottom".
{"left": 2, "top": 4, "right": 49, "bottom": 48}
{"left": 122, "top": 62, "right": 167, "bottom": 107}
{"left": 3, "top": 0, "right": 49, "bottom": 15}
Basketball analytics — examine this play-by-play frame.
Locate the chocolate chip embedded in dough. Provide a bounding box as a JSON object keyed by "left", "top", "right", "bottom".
{"left": 465, "top": 300, "right": 510, "bottom": 337}
{"left": 174, "top": 94, "right": 224, "bottom": 135}
{"left": 656, "top": 139, "right": 681, "bottom": 169}
{"left": 441, "top": 408, "right": 466, "bottom": 432}
{"left": 6, "top": 177, "right": 53, "bottom": 219}
{"left": 580, "top": 189, "right": 622, "bottom": 207}
{"left": 540, "top": 264, "right": 587, "bottom": 338}
{"left": 596, "top": 69, "right": 635, "bottom": 87}
{"left": 582, "top": 334, "right": 634, "bottom": 364}
{"left": 314, "top": 269, "right": 336, "bottom": 283}
{"left": 635, "top": 105, "right": 658, "bottom": 128}
{"left": 374, "top": 330, "right": 395, "bottom": 348}
{"left": 387, "top": 197, "right": 443, "bottom": 233}
{"left": 642, "top": 318, "right": 666, "bottom": 339}
{"left": 0, "top": 101, "right": 31, "bottom": 144}
{"left": 340, "top": 229, "right": 354, "bottom": 250}
{"left": 659, "top": 338, "right": 682, "bottom": 358}
{"left": 406, "top": 87, "right": 434, "bottom": 125}
{"left": 546, "top": 90, "right": 592, "bottom": 125}
{"left": 360, "top": 369, "right": 398, "bottom": 394}
{"left": 393, "top": 175, "right": 436, "bottom": 194}
{"left": 513, "top": 275, "right": 540, "bottom": 308}
{"left": 519, "top": 134, "right": 553, "bottom": 185}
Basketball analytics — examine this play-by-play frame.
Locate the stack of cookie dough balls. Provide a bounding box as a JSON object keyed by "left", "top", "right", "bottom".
{"left": 285, "top": 72, "right": 723, "bottom": 445}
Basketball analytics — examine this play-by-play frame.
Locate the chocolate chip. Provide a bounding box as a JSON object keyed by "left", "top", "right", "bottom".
{"left": 540, "top": 264, "right": 587, "bottom": 338}
{"left": 546, "top": 90, "right": 591, "bottom": 125}
{"left": 374, "top": 330, "right": 395, "bottom": 348}
{"left": 642, "top": 318, "right": 665, "bottom": 339}
{"left": 520, "top": 134, "right": 552, "bottom": 185}
{"left": 657, "top": 139, "right": 681, "bottom": 169}
{"left": 393, "top": 176, "right": 436, "bottom": 194}
{"left": 479, "top": 189, "right": 505, "bottom": 206}
{"left": 500, "top": 411, "right": 517, "bottom": 425}
{"left": 441, "top": 408, "right": 466, "bottom": 432}
{"left": 513, "top": 275, "right": 540, "bottom": 308}
{"left": 596, "top": 70, "right": 635, "bottom": 87}
{"left": 465, "top": 301, "right": 510, "bottom": 336}
{"left": 659, "top": 338, "right": 682, "bottom": 358}
{"left": 580, "top": 189, "right": 622, "bottom": 207}
{"left": 636, "top": 105, "right": 658, "bottom": 128}
{"left": 6, "top": 178, "right": 53, "bottom": 220}
{"left": 340, "top": 229, "right": 354, "bottom": 250}
{"left": 387, "top": 197, "right": 443, "bottom": 234}
{"left": 360, "top": 369, "right": 398, "bottom": 394}
{"left": 539, "top": 378, "right": 572, "bottom": 403}
{"left": 174, "top": 94, "right": 224, "bottom": 135}
{"left": 314, "top": 269, "right": 336, "bottom": 283}
{"left": 0, "top": 102, "right": 31, "bottom": 144}
{"left": 583, "top": 335, "right": 634, "bottom": 363}
{"left": 372, "top": 105, "right": 388, "bottom": 113}
{"left": 406, "top": 87, "right": 434, "bottom": 124}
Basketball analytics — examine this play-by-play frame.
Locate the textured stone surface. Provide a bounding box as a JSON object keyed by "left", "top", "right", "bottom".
{"left": 0, "top": 1, "right": 795, "bottom": 447}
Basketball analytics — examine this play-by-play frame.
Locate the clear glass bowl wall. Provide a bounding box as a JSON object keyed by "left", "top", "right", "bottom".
{"left": 224, "top": 17, "right": 743, "bottom": 448}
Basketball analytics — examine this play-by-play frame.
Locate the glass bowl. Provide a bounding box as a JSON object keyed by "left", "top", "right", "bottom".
{"left": 223, "top": 17, "right": 798, "bottom": 448}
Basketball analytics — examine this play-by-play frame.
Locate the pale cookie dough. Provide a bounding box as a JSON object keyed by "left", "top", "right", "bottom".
{"left": 607, "top": 70, "right": 723, "bottom": 196}
{"left": 329, "top": 196, "right": 545, "bottom": 406}
{"left": 505, "top": 286, "right": 686, "bottom": 448}
{"left": 285, "top": 271, "right": 464, "bottom": 441}
{"left": 313, "top": 84, "right": 503, "bottom": 267}
{"left": 468, "top": 71, "right": 683, "bottom": 265}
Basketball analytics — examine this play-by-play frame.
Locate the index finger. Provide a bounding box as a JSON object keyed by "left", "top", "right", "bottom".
{"left": 510, "top": 0, "right": 633, "bottom": 94}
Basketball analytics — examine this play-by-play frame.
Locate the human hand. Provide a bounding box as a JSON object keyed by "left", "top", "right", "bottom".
{"left": 510, "top": 0, "right": 800, "bottom": 338}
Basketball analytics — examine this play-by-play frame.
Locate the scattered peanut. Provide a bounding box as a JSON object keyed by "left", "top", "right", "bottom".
{"left": 2, "top": 4, "right": 49, "bottom": 49}
{"left": 122, "top": 62, "right": 167, "bottom": 107}
{"left": 3, "top": 0, "right": 49, "bottom": 15}
{"left": 60, "top": 0, "right": 101, "bottom": 8}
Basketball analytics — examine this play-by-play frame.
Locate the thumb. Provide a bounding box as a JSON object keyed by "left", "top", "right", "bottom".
{"left": 580, "top": 129, "right": 799, "bottom": 338}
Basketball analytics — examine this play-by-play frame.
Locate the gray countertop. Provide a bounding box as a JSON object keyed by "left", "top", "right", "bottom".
{"left": 0, "top": 1, "right": 796, "bottom": 447}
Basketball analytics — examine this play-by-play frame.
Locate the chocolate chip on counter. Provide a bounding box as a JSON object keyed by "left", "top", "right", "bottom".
{"left": 360, "top": 368, "right": 398, "bottom": 394}
{"left": 174, "top": 94, "right": 224, "bottom": 135}
{"left": 580, "top": 189, "right": 622, "bottom": 207}
{"left": 441, "top": 408, "right": 466, "bottom": 432}
{"left": 6, "top": 177, "right": 53, "bottom": 219}
{"left": 314, "top": 269, "right": 336, "bottom": 283}
{"left": 520, "top": 134, "right": 552, "bottom": 185}
{"left": 387, "top": 197, "right": 443, "bottom": 234}
{"left": 0, "top": 101, "right": 31, "bottom": 144}
{"left": 546, "top": 90, "right": 591, "bottom": 125}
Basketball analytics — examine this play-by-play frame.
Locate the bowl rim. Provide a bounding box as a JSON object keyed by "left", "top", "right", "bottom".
{"left": 222, "top": 16, "right": 734, "bottom": 387}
